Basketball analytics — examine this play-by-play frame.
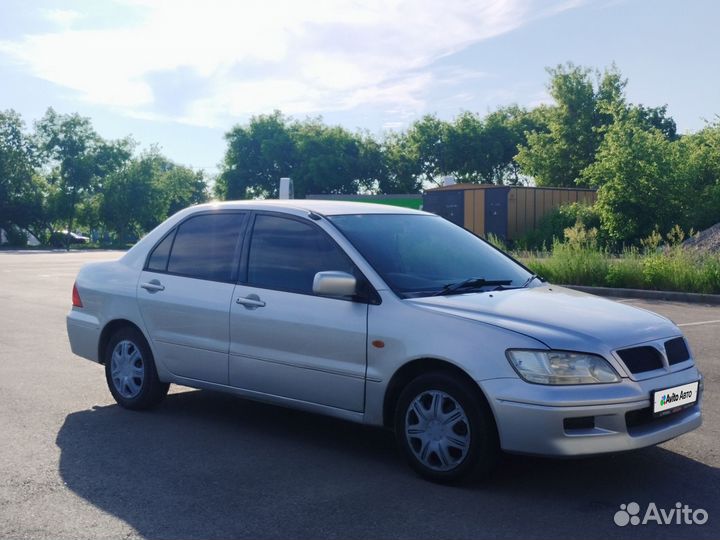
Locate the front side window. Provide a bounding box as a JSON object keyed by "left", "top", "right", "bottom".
{"left": 247, "top": 214, "right": 354, "bottom": 294}
{"left": 165, "top": 213, "right": 246, "bottom": 282}
{"left": 328, "top": 214, "right": 531, "bottom": 297}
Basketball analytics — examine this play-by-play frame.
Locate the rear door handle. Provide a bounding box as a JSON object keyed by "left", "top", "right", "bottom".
{"left": 236, "top": 294, "right": 265, "bottom": 309}
{"left": 141, "top": 280, "right": 165, "bottom": 292}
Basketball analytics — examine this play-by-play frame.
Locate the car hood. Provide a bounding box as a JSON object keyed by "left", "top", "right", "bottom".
{"left": 406, "top": 285, "right": 680, "bottom": 351}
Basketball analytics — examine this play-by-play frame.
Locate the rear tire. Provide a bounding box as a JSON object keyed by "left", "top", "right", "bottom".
{"left": 104, "top": 327, "right": 169, "bottom": 410}
{"left": 394, "top": 371, "right": 499, "bottom": 483}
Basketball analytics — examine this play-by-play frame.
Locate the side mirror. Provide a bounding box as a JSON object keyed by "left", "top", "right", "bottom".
{"left": 313, "top": 271, "right": 357, "bottom": 297}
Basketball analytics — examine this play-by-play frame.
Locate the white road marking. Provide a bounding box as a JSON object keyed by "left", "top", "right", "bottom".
{"left": 678, "top": 319, "right": 720, "bottom": 327}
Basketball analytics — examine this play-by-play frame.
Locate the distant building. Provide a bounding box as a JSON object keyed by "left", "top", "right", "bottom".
{"left": 306, "top": 193, "right": 422, "bottom": 210}
{"left": 423, "top": 184, "right": 597, "bottom": 240}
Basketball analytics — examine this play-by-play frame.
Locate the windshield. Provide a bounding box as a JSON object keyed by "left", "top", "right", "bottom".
{"left": 328, "top": 214, "right": 532, "bottom": 298}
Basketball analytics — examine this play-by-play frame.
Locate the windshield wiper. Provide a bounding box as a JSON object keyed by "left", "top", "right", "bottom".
{"left": 430, "top": 277, "right": 513, "bottom": 297}
{"left": 521, "top": 273, "right": 543, "bottom": 288}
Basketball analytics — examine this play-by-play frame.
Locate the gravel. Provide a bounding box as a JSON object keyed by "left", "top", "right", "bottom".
{"left": 682, "top": 222, "right": 720, "bottom": 253}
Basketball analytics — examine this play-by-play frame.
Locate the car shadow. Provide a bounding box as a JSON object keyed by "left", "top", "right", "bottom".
{"left": 56, "top": 390, "right": 719, "bottom": 540}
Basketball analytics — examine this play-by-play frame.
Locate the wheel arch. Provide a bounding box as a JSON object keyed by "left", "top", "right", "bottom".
{"left": 98, "top": 319, "right": 147, "bottom": 364}
{"left": 382, "top": 358, "right": 493, "bottom": 429}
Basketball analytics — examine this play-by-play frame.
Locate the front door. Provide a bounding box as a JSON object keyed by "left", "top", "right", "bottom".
{"left": 229, "top": 213, "right": 368, "bottom": 412}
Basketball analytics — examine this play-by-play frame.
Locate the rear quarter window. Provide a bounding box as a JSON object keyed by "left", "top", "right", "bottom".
{"left": 146, "top": 230, "right": 175, "bottom": 272}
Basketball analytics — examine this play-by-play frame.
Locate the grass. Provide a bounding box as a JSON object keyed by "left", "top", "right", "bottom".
{"left": 518, "top": 244, "right": 720, "bottom": 295}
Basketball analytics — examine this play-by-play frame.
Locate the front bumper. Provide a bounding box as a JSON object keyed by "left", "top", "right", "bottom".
{"left": 482, "top": 367, "right": 703, "bottom": 456}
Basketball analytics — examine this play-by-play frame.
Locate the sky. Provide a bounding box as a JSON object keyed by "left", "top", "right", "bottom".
{"left": 0, "top": 0, "right": 718, "bottom": 175}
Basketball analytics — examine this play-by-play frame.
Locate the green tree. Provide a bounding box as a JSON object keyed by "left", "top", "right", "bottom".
{"left": 380, "top": 132, "right": 422, "bottom": 193}
{"left": 516, "top": 63, "right": 626, "bottom": 187}
{"left": 445, "top": 106, "right": 542, "bottom": 184}
{"left": 482, "top": 107, "right": 536, "bottom": 184}
{"left": 405, "top": 114, "right": 450, "bottom": 185}
{"left": 289, "top": 119, "right": 365, "bottom": 198}
{"left": 75, "top": 193, "right": 102, "bottom": 237}
{"left": 636, "top": 105, "right": 678, "bottom": 141}
{"left": 581, "top": 116, "right": 681, "bottom": 244}
{"left": 100, "top": 148, "right": 208, "bottom": 241}
{"left": 354, "top": 133, "right": 387, "bottom": 193}
{"left": 35, "top": 108, "right": 132, "bottom": 246}
{"left": 444, "top": 111, "right": 486, "bottom": 183}
{"left": 216, "top": 110, "right": 295, "bottom": 200}
{"left": 673, "top": 122, "right": 720, "bottom": 230}
{"left": 100, "top": 151, "right": 165, "bottom": 242}
{"left": 159, "top": 165, "right": 209, "bottom": 216}
{"left": 218, "top": 112, "right": 381, "bottom": 199}
{"left": 0, "top": 110, "right": 46, "bottom": 242}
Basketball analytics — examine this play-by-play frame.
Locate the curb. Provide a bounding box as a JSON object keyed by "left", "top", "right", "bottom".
{"left": 565, "top": 285, "right": 720, "bottom": 305}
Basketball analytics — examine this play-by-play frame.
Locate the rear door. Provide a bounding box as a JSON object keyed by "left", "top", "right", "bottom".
{"left": 229, "top": 213, "right": 368, "bottom": 412}
{"left": 137, "top": 211, "right": 248, "bottom": 384}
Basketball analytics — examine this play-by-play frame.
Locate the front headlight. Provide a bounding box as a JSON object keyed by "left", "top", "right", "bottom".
{"left": 506, "top": 350, "right": 621, "bottom": 385}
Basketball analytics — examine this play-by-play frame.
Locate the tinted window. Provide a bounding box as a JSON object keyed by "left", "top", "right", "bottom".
{"left": 167, "top": 213, "right": 246, "bottom": 282}
{"left": 328, "top": 214, "right": 531, "bottom": 297}
{"left": 247, "top": 215, "right": 354, "bottom": 294}
{"left": 147, "top": 230, "right": 175, "bottom": 272}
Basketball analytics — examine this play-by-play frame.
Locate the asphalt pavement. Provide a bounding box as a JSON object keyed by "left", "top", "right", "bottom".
{"left": 0, "top": 251, "right": 718, "bottom": 539}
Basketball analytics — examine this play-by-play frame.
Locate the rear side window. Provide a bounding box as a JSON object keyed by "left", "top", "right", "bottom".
{"left": 147, "top": 230, "right": 175, "bottom": 272}
{"left": 165, "top": 213, "right": 246, "bottom": 282}
{"left": 247, "top": 215, "right": 354, "bottom": 294}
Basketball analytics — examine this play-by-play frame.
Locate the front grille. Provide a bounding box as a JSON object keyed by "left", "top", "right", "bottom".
{"left": 625, "top": 407, "right": 655, "bottom": 430}
{"left": 617, "top": 346, "right": 663, "bottom": 374}
{"left": 665, "top": 337, "right": 691, "bottom": 365}
{"left": 625, "top": 404, "right": 697, "bottom": 435}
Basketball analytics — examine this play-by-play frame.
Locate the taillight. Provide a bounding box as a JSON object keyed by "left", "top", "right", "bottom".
{"left": 72, "top": 282, "right": 83, "bottom": 308}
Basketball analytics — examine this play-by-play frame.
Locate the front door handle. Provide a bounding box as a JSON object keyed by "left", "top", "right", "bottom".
{"left": 236, "top": 294, "right": 265, "bottom": 309}
{"left": 141, "top": 279, "right": 165, "bottom": 292}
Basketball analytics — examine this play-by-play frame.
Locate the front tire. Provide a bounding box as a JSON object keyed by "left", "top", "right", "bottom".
{"left": 394, "top": 372, "right": 499, "bottom": 483}
{"left": 104, "top": 327, "right": 169, "bottom": 410}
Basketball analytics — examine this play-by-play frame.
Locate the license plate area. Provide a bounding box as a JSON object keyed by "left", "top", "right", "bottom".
{"left": 652, "top": 381, "right": 699, "bottom": 416}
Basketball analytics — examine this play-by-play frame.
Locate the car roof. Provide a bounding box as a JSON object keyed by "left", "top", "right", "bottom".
{"left": 121, "top": 199, "right": 431, "bottom": 268}
{"left": 187, "top": 199, "right": 430, "bottom": 216}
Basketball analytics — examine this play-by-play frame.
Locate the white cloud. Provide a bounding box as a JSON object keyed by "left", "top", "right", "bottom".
{"left": 0, "top": 0, "right": 582, "bottom": 127}
{"left": 382, "top": 121, "right": 406, "bottom": 130}
{"left": 40, "top": 8, "right": 83, "bottom": 27}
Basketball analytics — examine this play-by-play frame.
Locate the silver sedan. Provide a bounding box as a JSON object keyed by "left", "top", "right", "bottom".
{"left": 66, "top": 201, "right": 702, "bottom": 482}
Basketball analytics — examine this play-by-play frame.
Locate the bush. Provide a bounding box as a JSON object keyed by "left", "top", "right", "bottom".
{"left": 519, "top": 202, "right": 602, "bottom": 250}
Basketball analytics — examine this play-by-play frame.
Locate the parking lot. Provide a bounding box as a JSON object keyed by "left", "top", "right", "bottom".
{"left": 0, "top": 250, "right": 718, "bottom": 540}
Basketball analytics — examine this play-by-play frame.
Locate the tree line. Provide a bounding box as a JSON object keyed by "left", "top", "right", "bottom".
{"left": 214, "top": 105, "right": 540, "bottom": 199}
{"left": 216, "top": 64, "right": 719, "bottom": 246}
{"left": 1, "top": 108, "right": 207, "bottom": 246}
{"left": 2, "top": 63, "right": 719, "bottom": 247}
